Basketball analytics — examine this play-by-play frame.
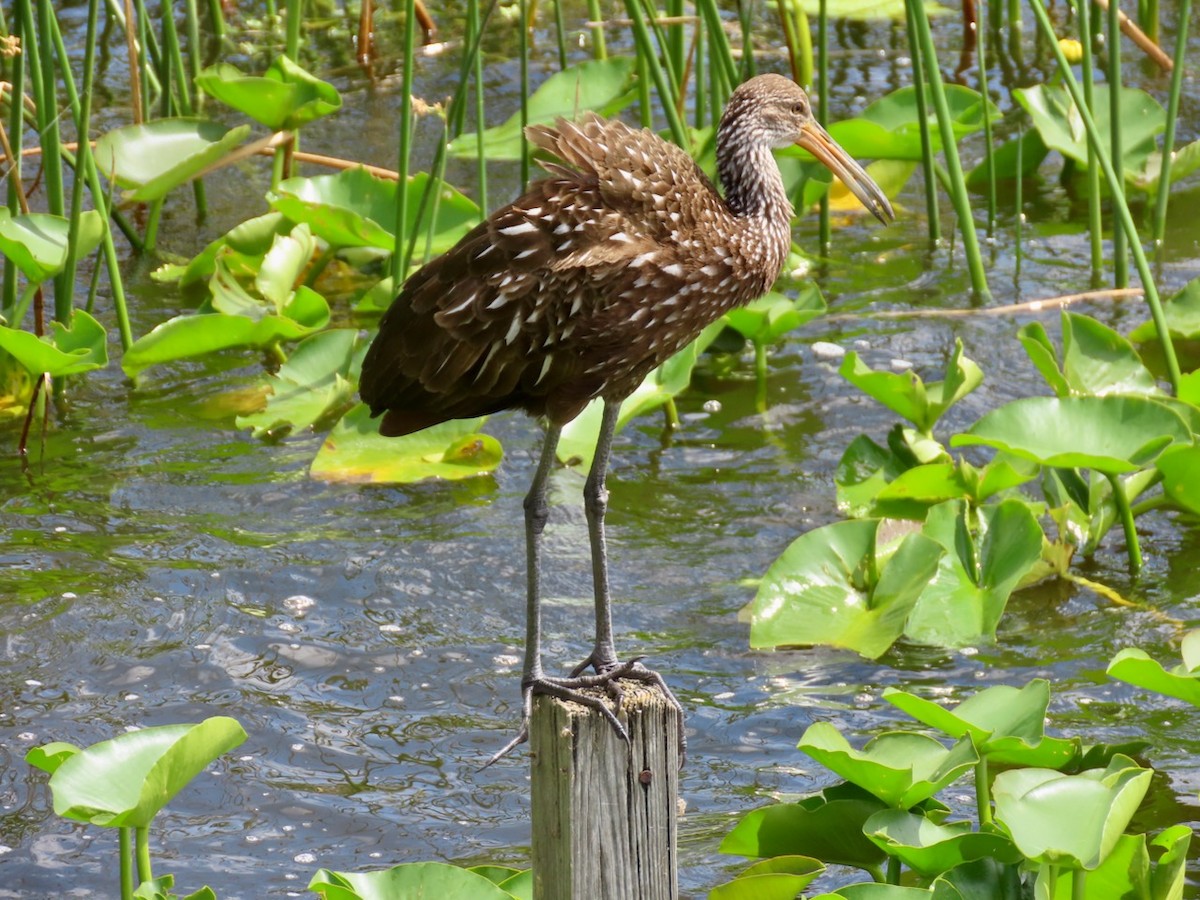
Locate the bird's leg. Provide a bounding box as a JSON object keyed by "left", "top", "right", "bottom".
{"left": 569, "top": 400, "right": 688, "bottom": 761}
{"left": 484, "top": 421, "right": 631, "bottom": 767}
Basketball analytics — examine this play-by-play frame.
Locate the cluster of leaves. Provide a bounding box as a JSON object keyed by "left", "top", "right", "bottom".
{"left": 714, "top": 654, "right": 1200, "bottom": 899}
{"left": 746, "top": 286, "right": 1200, "bottom": 659}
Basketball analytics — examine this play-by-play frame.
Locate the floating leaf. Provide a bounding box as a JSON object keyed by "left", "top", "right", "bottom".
{"left": 1129, "top": 276, "right": 1200, "bottom": 342}
{"left": 903, "top": 500, "right": 1043, "bottom": 649}
{"left": 836, "top": 435, "right": 912, "bottom": 517}
{"left": 720, "top": 786, "right": 890, "bottom": 869}
{"left": 798, "top": 725, "right": 978, "bottom": 808}
{"left": 25, "top": 741, "right": 80, "bottom": 776}
{"left": 0, "top": 309, "right": 108, "bottom": 377}
{"left": 449, "top": 58, "right": 638, "bottom": 160}
{"left": 951, "top": 395, "right": 1192, "bottom": 474}
{"left": 269, "top": 168, "right": 478, "bottom": 255}
{"left": 1018, "top": 313, "right": 1156, "bottom": 398}
{"left": 883, "top": 680, "right": 1077, "bottom": 769}
{"left": 237, "top": 329, "right": 362, "bottom": 439}
{"left": 723, "top": 284, "right": 826, "bottom": 345}
{"left": 311, "top": 405, "right": 502, "bottom": 483}
{"left": 710, "top": 856, "right": 825, "bottom": 900}
{"left": 196, "top": 55, "right": 341, "bottom": 131}
{"left": 864, "top": 810, "right": 1021, "bottom": 875}
{"left": 308, "top": 862, "right": 518, "bottom": 900}
{"left": 41, "top": 717, "right": 246, "bottom": 829}
{"left": 1157, "top": 445, "right": 1200, "bottom": 515}
{"left": 991, "top": 755, "right": 1152, "bottom": 869}
{"left": 1107, "top": 635, "right": 1200, "bottom": 707}
{"left": 0, "top": 209, "right": 105, "bottom": 283}
{"left": 748, "top": 519, "right": 944, "bottom": 658}
{"left": 93, "top": 119, "right": 251, "bottom": 202}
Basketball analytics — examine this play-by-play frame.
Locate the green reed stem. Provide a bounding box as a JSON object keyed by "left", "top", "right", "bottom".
{"left": 206, "top": 0, "right": 225, "bottom": 42}
{"left": 1029, "top": 0, "right": 1179, "bottom": 393}
{"left": 552, "top": 0, "right": 568, "bottom": 70}
{"left": 586, "top": 0, "right": 607, "bottom": 58}
{"left": 1075, "top": 0, "right": 1103, "bottom": 283}
{"left": 624, "top": 0, "right": 688, "bottom": 147}
{"left": 3, "top": 10, "right": 25, "bottom": 314}
{"left": 794, "top": 3, "right": 812, "bottom": 89}
{"left": 1072, "top": 869, "right": 1087, "bottom": 900}
{"left": 817, "top": 0, "right": 829, "bottom": 250}
{"left": 975, "top": 756, "right": 993, "bottom": 825}
{"left": 697, "top": 0, "right": 736, "bottom": 99}
{"left": 904, "top": 0, "right": 940, "bottom": 242}
{"left": 694, "top": 19, "right": 707, "bottom": 128}
{"left": 1014, "top": 122, "right": 1024, "bottom": 282}
{"left": 392, "top": 0, "right": 417, "bottom": 285}
{"left": 519, "top": 0, "right": 530, "bottom": 188}
{"left": 468, "top": 0, "right": 488, "bottom": 219}
{"left": 135, "top": 825, "right": 153, "bottom": 884}
{"left": 120, "top": 826, "right": 134, "bottom": 899}
{"left": 160, "top": 5, "right": 206, "bottom": 218}
{"left": 977, "top": 0, "right": 996, "bottom": 235}
{"left": 908, "top": 0, "right": 989, "bottom": 298}
{"left": 29, "top": 0, "right": 70, "bottom": 319}
{"left": 285, "top": 0, "right": 301, "bottom": 59}
{"left": 1107, "top": 471, "right": 1142, "bottom": 573}
{"left": 737, "top": 0, "right": 756, "bottom": 79}
{"left": 637, "top": 53, "right": 653, "bottom": 128}
{"left": 184, "top": 0, "right": 203, "bottom": 108}
{"left": 640, "top": 0, "right": 683, "bottom": 107}
{"left": 55, "top": 0, "right": 96, "bottom": 323}
{"left": 1106, "top": 0, "right": 1127, "bottom": 287}
{"left": 666, "top": 0, "right": 685, "bottom": 84}
{"left": 1152, "top": 0, "right": 1190, "bottom": 251}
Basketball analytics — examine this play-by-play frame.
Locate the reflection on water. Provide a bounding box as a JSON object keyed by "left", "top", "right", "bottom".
{"left": 3, "top": 4, "right": 1200, "bottom": 897}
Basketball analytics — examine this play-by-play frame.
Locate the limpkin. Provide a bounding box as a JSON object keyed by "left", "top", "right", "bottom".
{"left": 360, "top": 73, "right": 894, "bottom": 761}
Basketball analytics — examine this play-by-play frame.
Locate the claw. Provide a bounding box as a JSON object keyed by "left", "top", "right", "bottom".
{"left": 483, "top": 661, "right": 687, "bottom": 769}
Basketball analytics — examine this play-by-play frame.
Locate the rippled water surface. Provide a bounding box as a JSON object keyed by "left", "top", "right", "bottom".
{"left": 4, "top": 2, "right": 1200, "bottom": 897}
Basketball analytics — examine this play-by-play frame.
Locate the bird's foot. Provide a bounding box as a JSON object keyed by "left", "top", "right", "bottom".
{"left": 481, "top": 659, "right": 686, "bottom": 769}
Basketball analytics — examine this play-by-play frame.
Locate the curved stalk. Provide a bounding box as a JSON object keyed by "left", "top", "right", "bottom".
{"left": 135, "top": 825, "right": 153, "bottom": 884}
{"left": 1106, "top": 471, "right": 1142, "bottom": 573}
{"left": 975, "top": 756, "right": 992, "bottom": 826}
{"left": 120, "top": 826, "right": 134, "bottom": 899}
{"left": 1152, "top": 0, "right": 1191, "bottom": 252}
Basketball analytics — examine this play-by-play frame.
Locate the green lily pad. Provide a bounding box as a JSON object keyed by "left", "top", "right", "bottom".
{"left": 196, "top": 55, "right": 341, "bottom": 131}
{"left": 720, "top": 786, "right": 890, "bottom": 869}
{"left": 902, "top": 500, "right": 1043, "bottom": 649}
{"left": 237, "top": 329, "right": 362, "bottom": 439}
{"left": 0, "top": 309, "right": 108, "bottom": 377}
{"left": 991, "top": 755, "right": 1152, "bottom": 869}
{"left": 1014, "top": 83, "right": 1164, "bottom": 183}
{"left": 1129, "top": 138, "right": 1200, "bottom": 193}
{"left": 883, "top": 680, "right": 1078, "bottom": 769}
{"left": 269, "top": 167, "right": 478, "bottom": 255}
{"left": 723, "top": 284, "right": 826, "bottom": 345}
{"left": 0, "top": 208, "right": 105, "bottom": 283}
{"left": 798, "top": 724, "right": 978, "bottom": 808}
{"left": 811, "top": 885, "right": 936, "bottom": 899}
{"left": 840, "top": 339, "right": 982, "bottom": 434}
{"left": 1157, "top": 445, "right": 1200, "bottom": 515}
{"left": 748, "top": 519, "right": 944, "bottom": 659}
{"left": 951, "top": 395, "right": 1192, "bottom": 474}
{"left": 1129, "top": 276, "right": 1200, "bottom": 342}
{"left": 24, "top": 741, "right": 80, "bottom": 776}
{"left": 556, "top": 320, "right": 722, "bottom": 469}
{"left": 37, "top": 717, "right": 246, "bottom": 828}
{"left": 132, "top": 874, "right": 217, "bottom": 900}
{"left": 449, "top": 57, "right": 638, "bottom": 160}
{"left": 864, "top": 810, "right": 1022, "bottom": 875}
{"left": 311, "top": 405, "right": 502, "bottom": 483}
{"left": 836, "top": 434, "right": 912, "bottom": 517}
{"left": 308, "top": 862, "right": 519, "bottom": 900}
{"left": 1107, "top": 633, "right": 1200, "bottom": 706}
{"left": 93, "top": 119, "right": 252, "bottom": 202}
{"left": 710, "top": 856, "right": 824, "bottom": 900}
{"left": 1018, "top": 313, "right": 1156, "bottom": 398}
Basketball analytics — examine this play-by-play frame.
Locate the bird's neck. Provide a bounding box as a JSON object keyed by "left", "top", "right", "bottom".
{"left": 717, "top": 140, "right": 793, "bottom": 224}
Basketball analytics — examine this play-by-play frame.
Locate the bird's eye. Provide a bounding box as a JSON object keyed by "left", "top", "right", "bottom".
{"left": 792, "top": 101, "right": 806, "bottom": 114}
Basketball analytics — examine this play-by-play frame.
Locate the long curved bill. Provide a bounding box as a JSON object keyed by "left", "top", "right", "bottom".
{"left": 797, "top": 120, "right": 895, "bottom": 225}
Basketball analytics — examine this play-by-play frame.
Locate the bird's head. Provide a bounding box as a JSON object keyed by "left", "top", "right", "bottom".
{"left": 720, "top": 74, "right": 895, "bottom": 225}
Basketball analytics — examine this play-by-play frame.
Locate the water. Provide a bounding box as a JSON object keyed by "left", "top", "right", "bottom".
{"left": 3, "top": 2, "right": 1200, "bottom": 897}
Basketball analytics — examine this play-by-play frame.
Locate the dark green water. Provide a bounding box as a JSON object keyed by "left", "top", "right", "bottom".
{"left": 3, "top": 2, "right": 1200, "bottom": 897}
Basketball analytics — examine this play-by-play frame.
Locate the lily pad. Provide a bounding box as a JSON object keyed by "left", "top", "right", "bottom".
{"left": 723, "top": 284, "right": 826, "bottom": 345}
{"left": 710, "top": 856, "right": 825, "bottom": 900}
{"left": 798, "top": 724, "right": 978, "bottom": 808}
{"left": 1129, "top": 276, "right": 1200, "bottom": 342}
{"left": 1107, "top": 633, "right": 1200, "bottom": 707}
{"left": 864, "top": 810, "right": 1022, "bottom": 875}
{"left": 196, "top": 55, "right": 341, "bottom": 131}
{"left": 268, "top": 168, "right": 478, "bottom": 255}
{"left": 747, "top": 518, "right": 944, "bottom": 659}
{"left": 1018, "top": 313, "right": 1157, "bottom": 398}
{"left": 37, "top": 717, "right": 246, "bottom": 828}
{"left": 951, "top": 395, "right": 1192, "bottom": 474}
{"left": 1157, "top": 445, "right": 1200, "bottom": 515}
{"left": 449, "top": 58, "right": 638, "bottom": 160}
{"left": 883, "top": 679, "right": 1077, "bottom": 768}
{"left": 311, "top": 405, "right": 502, "bottom": 483}
{"left": 991, "top": 755, "right": 1152, "bottom": 869}
{"left": 93, "top": 119, "right": 252, "bottom": 202}
{"left": 308, "top": 862, "right": 518, "bottom": 900}
{"left": 0, "top": 309, "right": 108, "bottom": 377}
{"left": 0, "top": 208, "right": 105, "bottom": 283}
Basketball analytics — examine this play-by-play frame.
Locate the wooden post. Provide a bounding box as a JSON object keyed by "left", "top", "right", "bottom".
{"left": 530, "top": 682, "right": 680, "bottom": 900}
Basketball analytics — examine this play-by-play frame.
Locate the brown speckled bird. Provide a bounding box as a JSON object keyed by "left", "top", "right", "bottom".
{"left": 360, "top": 74, "right": 893, "bottom": 762}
